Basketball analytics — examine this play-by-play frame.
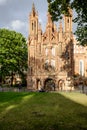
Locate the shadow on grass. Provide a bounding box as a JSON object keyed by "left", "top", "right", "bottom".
{"left": 0, "top": 92, "right": 87, "bottom": 130}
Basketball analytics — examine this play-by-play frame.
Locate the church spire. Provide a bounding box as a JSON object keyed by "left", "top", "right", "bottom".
{"left": 64, "top": 8, "right": 73, "bottom": 32}
{"left": 29, "top": 3, "right": 38, "bottom": 36}
{"left": 32, "top": 3, "right": 36, "bottom": 16}
{"left": 32, "top": 3, "right": 35, "bottom": 11}
{"left": 47, "top": 12, "right": 52, "bottom": 28}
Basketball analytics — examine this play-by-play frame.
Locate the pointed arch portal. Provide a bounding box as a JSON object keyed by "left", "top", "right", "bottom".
{"left": 44, "top": 78, "right": 55, "bottom": 91}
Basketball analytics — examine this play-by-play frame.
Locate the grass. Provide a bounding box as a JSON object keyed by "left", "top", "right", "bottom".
{"left": 0, "top": 91, "right": 87, "bottom": 130}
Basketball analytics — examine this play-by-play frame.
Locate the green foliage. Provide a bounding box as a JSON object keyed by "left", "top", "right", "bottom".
{"left": 47, "top": 0, "right": 87, "bottom": 45}
{"left": 72, "top": 0, "right": 87, "bottom": 45}
{"left": 0, "top": 28, "right": 27, "bottom": 85}
{"left": 47, "top": 0, "right": 71, "bottom": 21}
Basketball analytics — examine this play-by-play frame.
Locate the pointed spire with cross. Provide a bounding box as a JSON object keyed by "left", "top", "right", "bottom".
{"left": 32, "top": 2, "right": 36, "bottom": 16}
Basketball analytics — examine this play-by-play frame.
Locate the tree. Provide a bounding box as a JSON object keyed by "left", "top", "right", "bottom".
{"left": 0, "top": 29, "right": 27, "bottom": 86}
{"left": 47, "top": 0, "right": 87, "bottom": 45}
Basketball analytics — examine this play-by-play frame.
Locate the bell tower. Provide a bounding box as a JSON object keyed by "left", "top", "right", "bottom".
{"left": 64, "top": 8, "right": 72, "bottom": 33}
{"left": 28, "top": 3, "right": 38, "bottom": 65}
{"left": 63, "top": 8, "right": 74, "bottom": 79}
{"left": 29, "top": 3, "right": 38, "bottom": 36}
{"left": 27, "top": 3, "right": 38, "bottom": 90}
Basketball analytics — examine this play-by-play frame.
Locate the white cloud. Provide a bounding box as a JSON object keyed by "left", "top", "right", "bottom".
{"left": 39, "top": 19, "right": 42, "bottom": 24}
{"left": 11, "top": 20, "right": 25, "bottom": 30}
{"left": 0, "top": 0, "right": 7, "bottom": 5}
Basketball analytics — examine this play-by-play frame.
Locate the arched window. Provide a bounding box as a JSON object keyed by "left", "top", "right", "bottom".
{"left": 32, "top": 22, "right": 34, "bottom": 30}
{"left": 32, "top": 21, "right": 36, "bottom": 31}
{"left": 52, "top": 47, "right": 55, "bottom": 56}
{"left": 34, "top": 21, "right": 36, "bottom": 29}
{"left": 67, "top": 18, "right": 69, "bottom": 23}
{"left": 79, "top": 60, "right": 84, "bottom": 76}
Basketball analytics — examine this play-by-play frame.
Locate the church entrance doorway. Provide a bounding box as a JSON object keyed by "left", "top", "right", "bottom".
{"left": 58, "top": 79, "right": 64, "bottom": 90}
{"left": 44, "top": 78, "right": 55, "bottom": 91}
{"left": 36, "top": 79, "right": 41, "bottom": 90}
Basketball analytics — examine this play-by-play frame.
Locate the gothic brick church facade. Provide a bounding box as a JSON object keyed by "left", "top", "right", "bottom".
{"left": 27, "top": 4, "right": 87, "bottom": 91}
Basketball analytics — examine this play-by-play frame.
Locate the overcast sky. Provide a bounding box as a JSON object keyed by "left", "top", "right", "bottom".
{"left": 0, "top": 0, "right": 76, "bottom": 38}
{"left": 0, "top": 0, "right": 48, "bottom": 38}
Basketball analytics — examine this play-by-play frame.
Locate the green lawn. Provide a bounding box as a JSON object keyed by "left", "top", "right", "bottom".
{"left": 0, "top": 92, "right": 87, "bottom": 130}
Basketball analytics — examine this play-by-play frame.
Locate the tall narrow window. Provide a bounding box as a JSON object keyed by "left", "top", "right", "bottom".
{"left": 67, "top": 18, "right": 69, "bottom": 23}
{"left": 51, "top": 60, "right": 55, "bottom": 67}
{"left": 79, "top": 60, "right": 84, "bottom": 76}
{"left": 34, "top": 21, "right": 36, "bottom": 32}
{"left": 52, "top": 47, "right": 55, "bottom": 56}
{"left": 58, "top": 43, "right": 62, "bottom": 56}
{"left": 32, "top": 22, "right": 34, "bottom": 30}
{"left": 45, "top": 48, "right": 48, "bottom": 56}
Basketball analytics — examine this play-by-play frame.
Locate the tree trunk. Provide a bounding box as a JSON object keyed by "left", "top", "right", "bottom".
{"left": 11, "top": 72, "right": 14, "bottom": 87}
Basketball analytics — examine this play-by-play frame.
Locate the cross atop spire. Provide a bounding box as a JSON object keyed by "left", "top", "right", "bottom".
{"left": 32, "top": 3, "right": 35, "bottom": 11}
